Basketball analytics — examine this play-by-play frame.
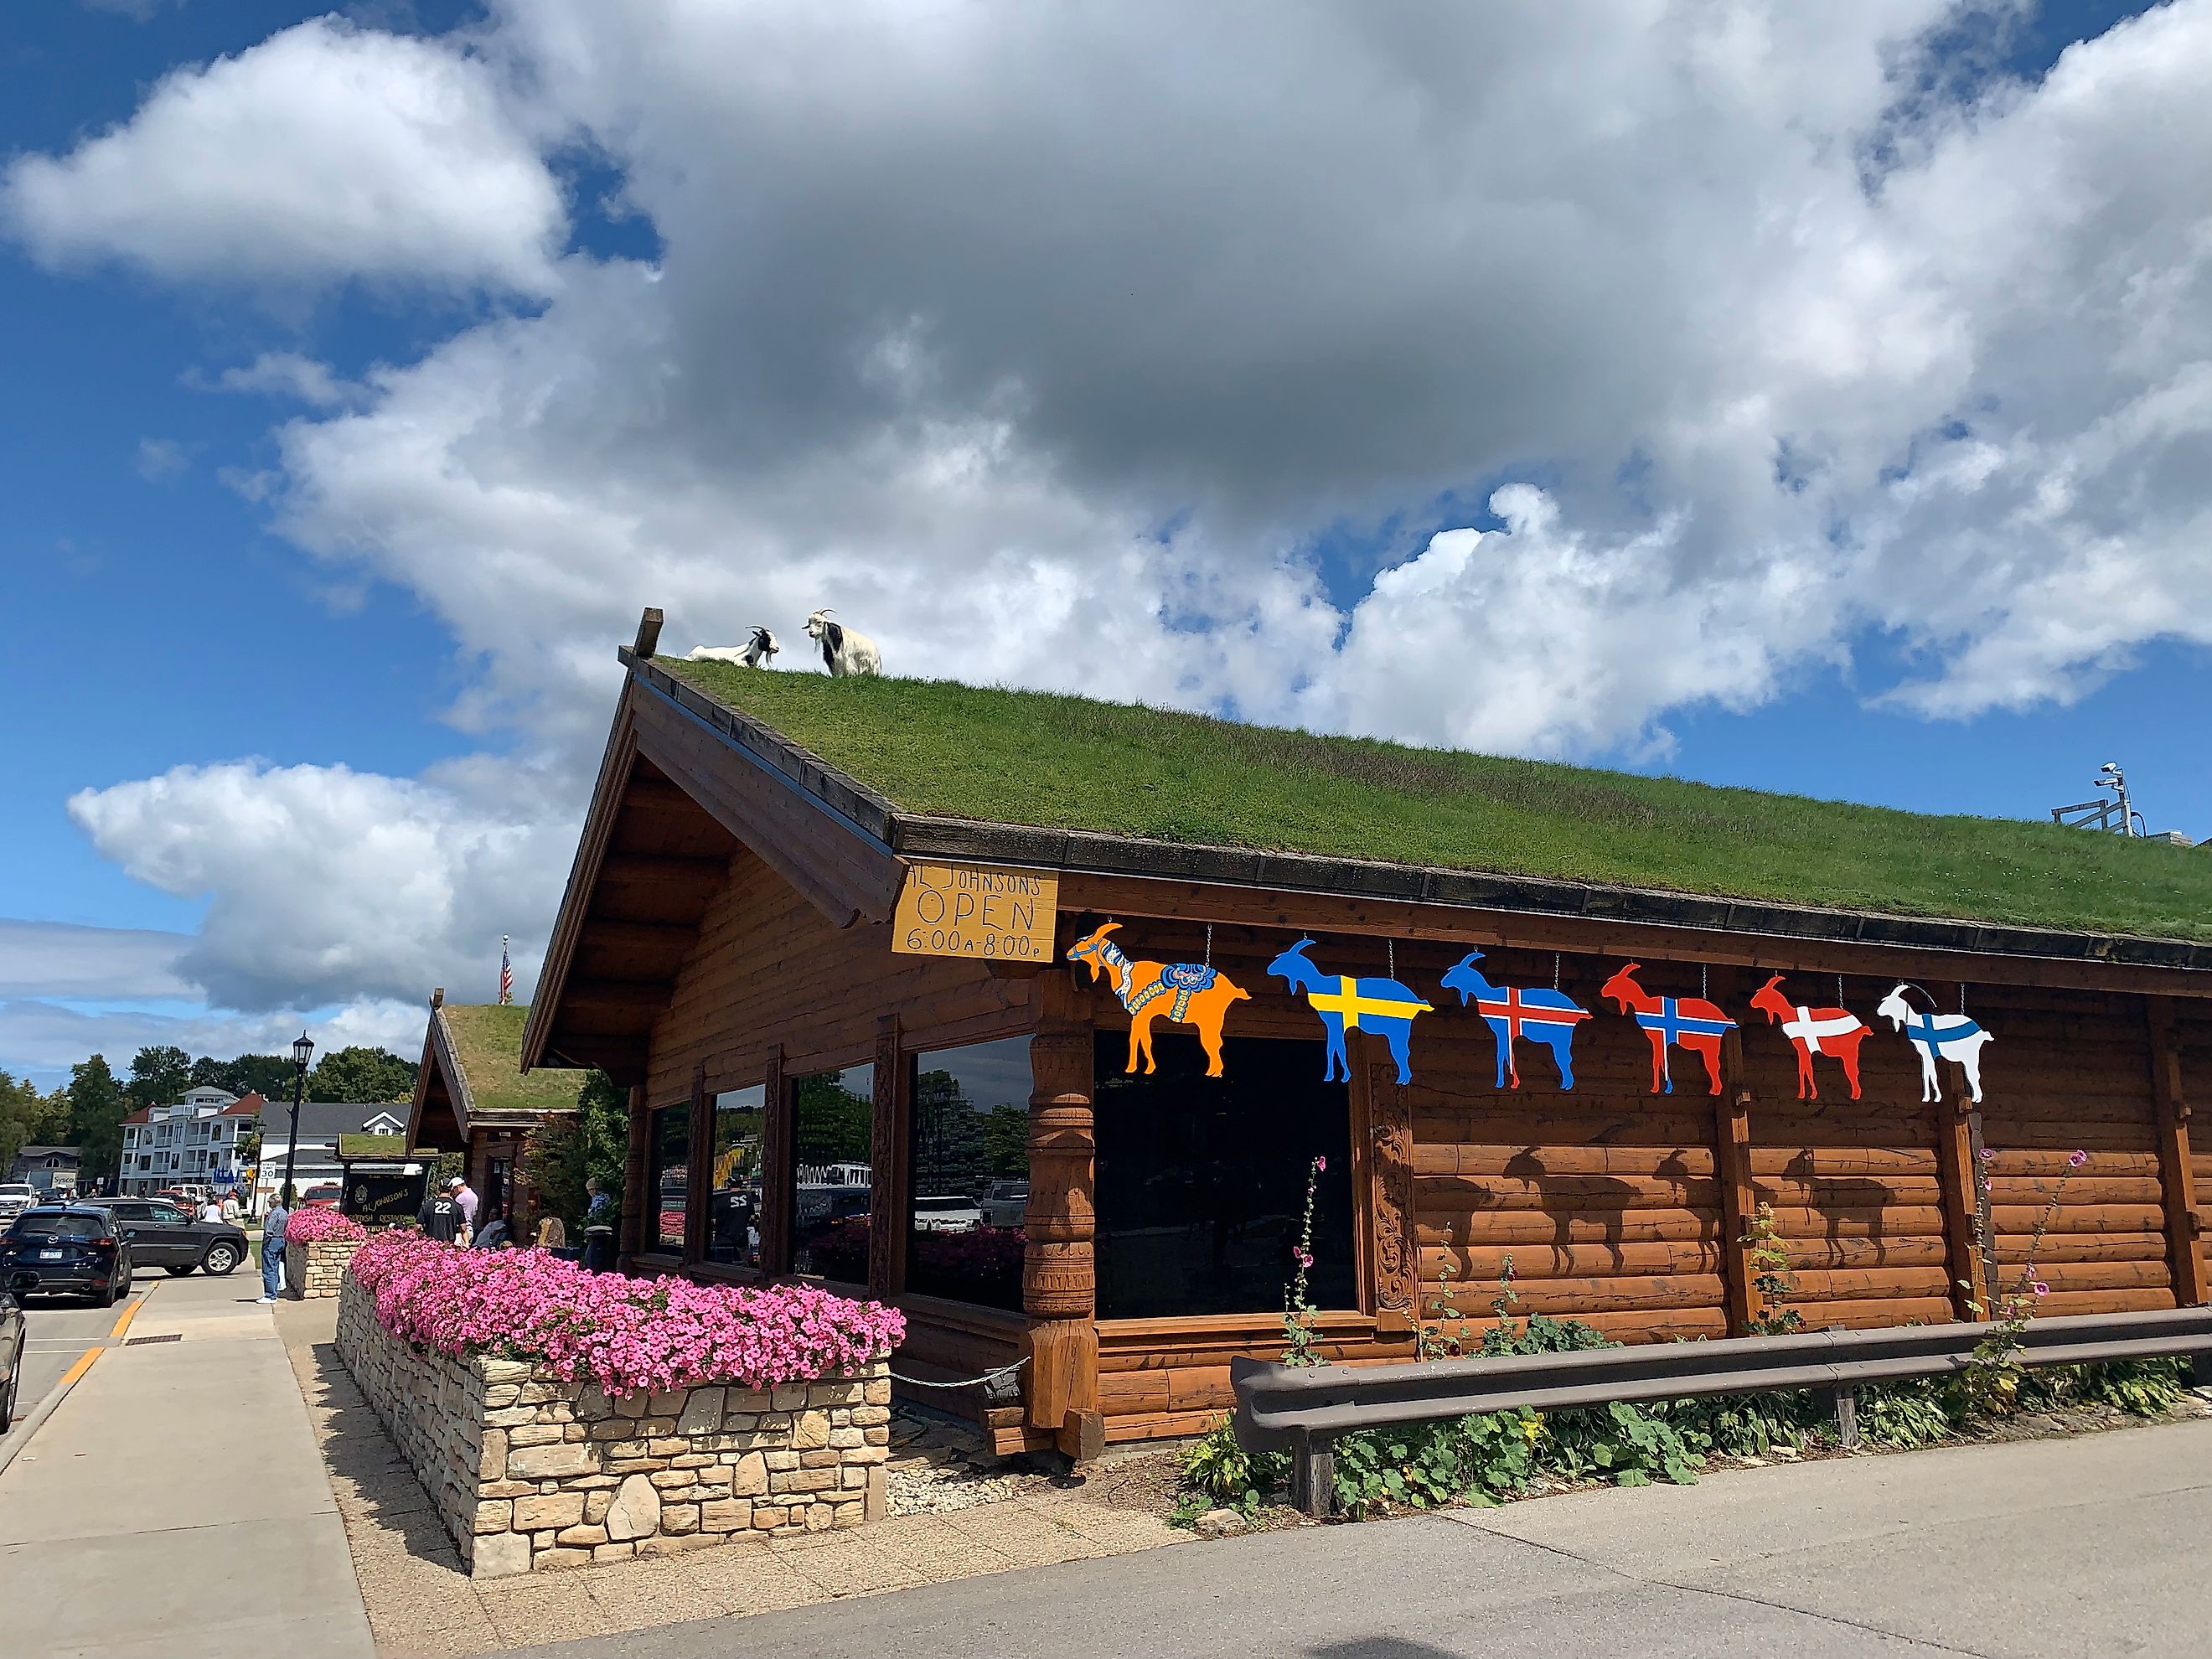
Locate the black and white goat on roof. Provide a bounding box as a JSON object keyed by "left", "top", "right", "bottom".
{"left": 805, "top": 609, "right": 882, "bottom": 677}
{"left": 685, "top": 625, "right": 779, "bottom": 668}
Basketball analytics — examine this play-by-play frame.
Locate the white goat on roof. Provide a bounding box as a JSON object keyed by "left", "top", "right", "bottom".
{"left": 686, "top": 625, "right": 779, "bottom": 668}
{"left": 805, "top": 609, "right": 882, "bottom": 677}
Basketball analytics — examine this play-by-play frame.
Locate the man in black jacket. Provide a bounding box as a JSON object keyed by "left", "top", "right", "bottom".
{"left": 418, "top": 1183, "right": 464, "bottom": 1243}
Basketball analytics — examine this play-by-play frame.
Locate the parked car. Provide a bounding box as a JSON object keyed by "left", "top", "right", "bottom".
{"left": 979, "top": 1180, "right": 1029, "bottom": 1228}
{"left": 300, "top": 1184, "right": 343, "bottom": 1209}
{"left": 0, "top": 1184, "right": 38, "bottom": 1222}
{"left": 0, "top": 1279, "right": 23, "bottom": 1430}
{"left": 0, "top": 1207, "right": 134, "bottom": 1306}
{"left": 77, "top": 1198, "right": 246, "bottom": 1277}
{"left": 910, "top": 1194, "right": 985, "bottom": 1233}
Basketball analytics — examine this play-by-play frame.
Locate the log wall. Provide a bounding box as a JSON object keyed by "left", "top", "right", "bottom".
{"left": 616, "top": 853, "right": 2209, "bottom": 1450}
{"left": 1052, "top": 920, "right": 2209, "bottom": 1443}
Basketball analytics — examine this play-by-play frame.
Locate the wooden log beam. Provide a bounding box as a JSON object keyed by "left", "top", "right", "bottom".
{"left": 1021, "top": 973, "right": 1102, "bottom": 1460}
{"left": 2148, "top": 995, "right": 2208, "bottom": 1305}
{"left": 684, "top": 1063, "right": 709, "bottom": 1264}
{"left": 1055, "top": 871, "right": 2212, "bottom": 999}
{"left": 760, "top": 1047, "right": 790, "bottom": 1274}
{"left": 1932, "top": 1005, "right": 1987, "bottom": 1321}
{"left": 869, "top": 1016, "right": 908, "bottom": 1298}
{"left": 1714, "top": 1002, "right": 1759, "bottom": 1336}
{"left": 619, "top": 1082, "right": 649, "bottom": 1263}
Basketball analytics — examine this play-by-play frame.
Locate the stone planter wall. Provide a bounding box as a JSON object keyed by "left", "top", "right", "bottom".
{"left": 284, "top": 1238, "right": 363, "bottom": 1299}
{"left": 334, "top": 1274, "right": 891, "bottom": 1576}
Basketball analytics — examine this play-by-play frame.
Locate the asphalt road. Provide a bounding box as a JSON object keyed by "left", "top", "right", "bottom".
{"left": 0, "top": 1274, "right": 155, "bottom": 1464}
{"left": 507, "top": 1413, "right": 2212, "bottom": 1659}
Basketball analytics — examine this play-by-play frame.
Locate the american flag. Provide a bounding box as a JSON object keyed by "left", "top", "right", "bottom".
{"left": 499, "top": 936, "right": 514, "bottom": 1005}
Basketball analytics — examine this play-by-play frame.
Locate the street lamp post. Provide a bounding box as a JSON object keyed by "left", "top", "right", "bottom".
{"left": 282, "top": 1031, "right": 314, "bottom": 1207}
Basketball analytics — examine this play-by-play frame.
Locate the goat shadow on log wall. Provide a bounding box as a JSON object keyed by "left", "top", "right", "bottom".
{"left": 1460, "top": 1148, "right": 1706, "bottom": 1270}
{"left": 1774, "top": 1154, "right": 1908, "bottom": 1248}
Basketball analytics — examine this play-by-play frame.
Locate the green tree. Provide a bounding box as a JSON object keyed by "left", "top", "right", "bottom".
{"left": 126, "top": 1044, "right": 195, "bottom": 1109}
{"left": 308, "top": 1046, "right": 418, "bottom": 1103}
{"left": 520, "top": 1070, "right": 631, "bottom": 1233}
{"left": 981, "top": 1103, "right": 1029, "bottom": 1180}
{"left": 67, "top": 1054, "right": 130, "bottom": 1187}
{"left": 0, "top": 1072, "right": 67, "bottom": 1170}
{"left": 793, "top": 1076, "right": 872, "bottom": 1167}
{"left": 191, "top": 1052, "right": 297, "bottom": 1098}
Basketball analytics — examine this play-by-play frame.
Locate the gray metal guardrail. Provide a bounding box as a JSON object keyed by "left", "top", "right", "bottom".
{"left": 1231, "top": 1305, "right": 2212, "bottom": 1516}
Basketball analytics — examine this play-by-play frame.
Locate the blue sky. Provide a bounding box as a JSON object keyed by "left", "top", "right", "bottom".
{"left": 1, "top": 2, "right": 2206, "bottom": 1083}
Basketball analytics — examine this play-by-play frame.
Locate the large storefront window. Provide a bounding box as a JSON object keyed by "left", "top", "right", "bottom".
{"left": 647, "top": 1103, "right": 690, "bottom": 1255}
{"left": 907, "top": 1037, "right": 1030, "bottom": 1310}
{"left": 707, "top": 1085, "right": 766, "bottom": 1267}
{"left": 790, "top": 1064, "right": 873, "bottom": 1280}
{"left": 1093, "top": 1032, "right": 1354, "bottom": 1319}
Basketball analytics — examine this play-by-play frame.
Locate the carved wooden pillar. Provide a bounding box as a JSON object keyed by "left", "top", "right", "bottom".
{"left": 759, "top": 1047, "right": 790, "bottom": 1274}
{"left": 1930, "top": 985, "right": 1988, "bottom": 1320}
{"left": 1022, "top": 972, "right": 1101, "bottom": 1460}
{"left": 1362, "top": 1041, "right": 1416, "bottom": 1323}
{"left": 684, "top": 1064, "right": 710, "bottom": 1265}
{"left": 1713, "top": 1012, "right": 1759, "bottom": 1336}
{"left": 868, "top": 1017, "right": 908, "bottom": 1297}
{"left": 2147, "top": 997, "right": 2207, "bottom": 1306}
{"left": 619, "top": 1083, "right": 649, "bottom": 1262}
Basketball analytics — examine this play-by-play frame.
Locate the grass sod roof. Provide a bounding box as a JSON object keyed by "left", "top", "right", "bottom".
{"left": 337, "top": 1134, "right": 411, "bottom": 1160}
{"left": 441, "top": 1003, "right": 585, "bottom": 1115}
{"left": 659, "top": 661, "right": 2212, "bottom": 945}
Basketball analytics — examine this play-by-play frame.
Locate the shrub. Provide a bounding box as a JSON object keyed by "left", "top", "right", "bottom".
{"left": 1181, "top": 1416, "right": 1289, "bottom": 1516}
{"left": 346, "top": 1229, "right": 904, "bottom": 1396}
{"left": 286, "top": 1207, "right": 367, "bottom": 1244}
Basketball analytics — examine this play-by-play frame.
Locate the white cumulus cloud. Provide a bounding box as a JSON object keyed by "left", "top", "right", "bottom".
{"left": 3, "top": 17, "right": 566, "bottom": 294}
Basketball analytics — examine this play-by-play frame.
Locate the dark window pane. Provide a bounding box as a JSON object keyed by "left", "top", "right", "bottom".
{"left": 1093, "top": 1032, "right": 1354, "bottom": 1320}
{"left": 708, "top": 1085, "right": 766, "bottom": 1267}
{"left": 8, "top": 1213, "right": 106, "bottom": 1242}
{"left": 791, "top": 1066, "right": 872, "bottom": 1280}
{"left": 907, "top": 1037, "right": 1029, "bottom": 1311}
{"left": 647, "top": 1103, "right": 689, "bottom": 1254}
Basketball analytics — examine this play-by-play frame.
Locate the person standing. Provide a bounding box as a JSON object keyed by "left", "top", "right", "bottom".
{"left": 220, "top": 1191, "right": 240, "bottom": 1226}
{"left": 258, "top": 1194, "right": 290, "bottom": 1304}
{"left": 452, "top": 1176, "right": 479, "bottom": 1232}
{"left": 417, "top": 1181, "right": 464, "bottom": 1243}
{"left": 199, "top": 1197, "right": 224, "bottom": 1223}
{"left": 582, "top": 1176, "right": 617, "bottom": 1273}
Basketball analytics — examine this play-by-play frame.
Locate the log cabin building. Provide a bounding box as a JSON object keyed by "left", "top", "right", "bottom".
{"left": 410, "top": 993, "right": 584, "bottom": 1230}
{"left": 522, "top": 611, "right": 2212, "bottom": 1458}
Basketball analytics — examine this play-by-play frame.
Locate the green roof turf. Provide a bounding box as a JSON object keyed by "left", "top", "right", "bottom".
{"left": 337, "top": 1134, "right": 410, "bottom": 1160}
{"left": 442, "top": 1003, "right": 584, "bottom": 1114}
{"left": 660, "top": 661, "right": 2212, "bottom": 945}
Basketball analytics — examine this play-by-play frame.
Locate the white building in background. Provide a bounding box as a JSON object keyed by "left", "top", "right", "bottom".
{"left": 118, "top": 1087, "right": 261, "bottom": 1196}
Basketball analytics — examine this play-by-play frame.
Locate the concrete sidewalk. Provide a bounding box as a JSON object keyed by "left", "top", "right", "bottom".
{"left": 0, "top": 1270, "right": 375, "bottom": 1659}
{"left": 499, "top": 1415, "right": 2212, "bottom": 1659}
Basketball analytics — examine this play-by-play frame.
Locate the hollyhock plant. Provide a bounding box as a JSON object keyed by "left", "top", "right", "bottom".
{"left": 287, "top": 1207, "right": 367, "bottom": 1244}
{"left": 347, "top": 1228, "right": 903, "bottom": 1396}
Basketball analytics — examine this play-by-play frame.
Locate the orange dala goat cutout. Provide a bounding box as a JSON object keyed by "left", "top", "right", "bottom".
{"left": 1067, "top": 921, "right": 1249, "bottom": 1077}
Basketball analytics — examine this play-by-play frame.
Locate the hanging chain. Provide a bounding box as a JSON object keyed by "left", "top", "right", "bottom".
{"left": 1553, "top": 951, "right": 1563, "bottom": 992}
{"left": 1388, "top": 938, "right": 1397, "bottom": 982}
{"left": 1204, "top": 923, "right": 1212, "bottom": 969}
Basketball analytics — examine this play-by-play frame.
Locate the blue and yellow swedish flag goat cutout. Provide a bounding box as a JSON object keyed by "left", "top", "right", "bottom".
{"left": 1268, "top": 938, "right": 1432, "bottom": 1085}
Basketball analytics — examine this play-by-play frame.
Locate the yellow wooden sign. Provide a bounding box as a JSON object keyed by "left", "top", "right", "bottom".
{"left": 892, "top": 861, "right": 1059, "bottom": 961}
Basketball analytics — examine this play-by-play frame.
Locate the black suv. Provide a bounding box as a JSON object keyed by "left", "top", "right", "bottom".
{"left": 0, "top": 1207, "right": 133, "bottom": 1305}
{"left": 79, "top": 1198, "right": 247, "bottom": 1277}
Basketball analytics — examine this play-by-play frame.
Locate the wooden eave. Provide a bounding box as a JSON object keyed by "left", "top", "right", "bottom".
{"left": 524, "top": 658, "right": 911, "bottom": 1082}
{"left": 413, "top": 1004, "right": 576, "bottom": 1147}
{"left": 407, "top": 1026, "right": 466, "bottom": 1152}
{"left": 595, "top": 649, "right": 2212, "bottom": 999}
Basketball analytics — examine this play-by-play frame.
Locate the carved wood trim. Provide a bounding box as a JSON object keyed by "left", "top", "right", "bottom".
{"left": 760, "top": 1046, "right": 791, "bottom": 1274}
{"left": 869, "top": 1016, "right": 907, "bottom": 1297}
{"left": 1365, "top": 1043, "right": 1414, "bottom": 1315}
